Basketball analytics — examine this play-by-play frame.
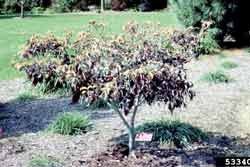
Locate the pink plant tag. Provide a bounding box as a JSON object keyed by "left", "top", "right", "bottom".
{"left": 135, "top": 132, "right": 153, "bottom": 142}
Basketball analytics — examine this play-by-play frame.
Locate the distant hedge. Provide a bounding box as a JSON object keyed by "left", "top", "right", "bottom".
{"left": 113, "top": 0, "right": 167, "bottom": 11}
{"left": 0, "top": 0, "right": 168, "bottom": 14}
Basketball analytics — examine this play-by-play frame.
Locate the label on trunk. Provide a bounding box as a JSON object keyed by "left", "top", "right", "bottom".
{"left": 135, "top": 132, "right": 153, "bottom": 142}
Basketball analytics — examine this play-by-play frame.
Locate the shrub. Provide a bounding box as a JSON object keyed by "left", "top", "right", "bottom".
{"left": 17, "top": 91, "right": 37, "bottom": 102}
{"left": 221, "top": 61, "right": 238, "bottom": 69}
{"left": 43, "top": 7, "right": 56, "bottom": 14}
{"left": 16, "top": 22, "right": 198, "bottom": 155}
{"left": 14, "top": 33, "right": 71, "bottom": 94}
{"left": 197, "top": 28, "right": 220, "bottom": 55}
{"left": 52, "top": 0, "right": 79, "bottom": 12}
{"left": 170, "top": 0, "right": 224, "bottom": 30}
{"left": 245, "top": 48, "right": 250, "bottom": 54}
{"left": 136, "top": 120, "right": 207, "bottom": 147}
{"left": 29, "top": 155, "right": 62, "bottom": 167}
{"left": 2, "top": 0, "right": 79, "bottom": 14}
{"left": 3, "top": 0, "right": 45, "bottom": 16}
{"left": 111, "top": 0, "right": 127, "bottom": 11}
{"left": 0, "top": 0, "right": 4, "bottom": 13}
{"left": 170, "top": 0, "right": 250, "bottom": 45}
{"left": 48, "top": 112, "right": 92, "bottom": 135}
{"left": 218, "top": 53, "right": 227, "bottom": 59}
{"left": 88, "top": 98, "right": 109, "bottom": 110}
{"left": 31, "top": 7, "right": 44, "bottom": 14}
{"left": 201, "top": 70, "right": 233, "bottom": 83}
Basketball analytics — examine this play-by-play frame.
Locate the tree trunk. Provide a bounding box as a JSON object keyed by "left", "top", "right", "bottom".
{"left": 128, "top": 126, "right": 135, "bottom": 155}
{"left": 20, "top": 3, "right": 24, "bottom": 18}
{"left": 107, "top": 97, "right": 140, "bottom": 157}
{"left": 101, "top": 0, "right": 104, "bottom": 12}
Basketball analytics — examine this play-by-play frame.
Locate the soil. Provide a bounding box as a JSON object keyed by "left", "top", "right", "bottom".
{"left": 83, "top": 135, "right": 250, "bottom": 167}
{"left": 0, "top": 50, "right": 250, "bottom": 167}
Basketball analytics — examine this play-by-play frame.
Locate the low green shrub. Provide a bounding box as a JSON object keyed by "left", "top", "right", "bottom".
{"left": 43, "top": 8, "right": 57, "bottom": 14}
{"left": 88, "top": 98, "right": 109, "bottom": 110}
{"left": 198, "top": 28, "right": 220, "bottom": 55}
{"left": 201, "top": 70, "right": 233, "bottom": 83}
{"left": 31, "top": 7, "right": 44, "bottom": 14}
{"left": 29, "top": 155, "right": 62, "bottom": 167}
{"left": 48, "top": 112, "right": 92, "bottom": 135}
{"left": 52, "top": 0, "right": 79, "bottom": 13}
{"left": 245, "top": 48, "right": 250, "bottom": 54}
{"left": 221, "top": 61, "right": 238, "bottom": 69}
{"left": 35, "top": 82, "right": 71, "bottom": 97}
{"left": 217, "top": 53, "right": 227, "bottom": 59}
{"left": 17, "top": 91, "right": 37, "bottom": 102}
{"left": 136, "top": 120, "right": 207, "bottom": 147}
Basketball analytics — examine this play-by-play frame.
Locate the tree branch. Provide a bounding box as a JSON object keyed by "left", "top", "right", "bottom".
{"left": 107, "top": 102, "right": 131, "bottom": 130}
{"left": 130, "top": 94, "right": 141, "bottom": 128}
{"left": 17, "top": 0, "right": 25, "bottom": 7}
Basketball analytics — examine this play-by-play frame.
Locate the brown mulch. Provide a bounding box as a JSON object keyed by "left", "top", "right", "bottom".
{"left": 81, "top": 141, "right": 233, "bottom": 167}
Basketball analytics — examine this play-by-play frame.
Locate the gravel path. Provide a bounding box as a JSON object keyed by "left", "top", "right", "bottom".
{"left": 0, "top": 51, "right": 250, "bottom": 166}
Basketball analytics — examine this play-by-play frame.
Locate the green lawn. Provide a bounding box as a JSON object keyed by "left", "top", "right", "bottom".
{"left": 0, "top": 11, "right": 180, "bottom": 80}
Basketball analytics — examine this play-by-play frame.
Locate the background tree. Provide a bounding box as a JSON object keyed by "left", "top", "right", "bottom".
{"left": 4, "top": 0, "right": 33, "bottom": 17}
{"left": 170, "top": 0, "right": 250, "bottom": 45}
{"left": 0, "top": 0, "right": 4, "bottom": 14}
{"left": 100, "top": 0, "right": 104, "bottom": 12}
{"left": 18, "top": 0, "right": 25, "bottom": 18}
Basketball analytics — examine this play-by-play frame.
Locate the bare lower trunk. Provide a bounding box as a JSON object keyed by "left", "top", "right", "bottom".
{"left": 20, "top": 4, "right": 24, "bottom": 18}
{"left": 128, "top": 126, "right": 135, "bottom": 155}
{"left": 107, "top": 94, "right": 141, "bottom": 157}
{"left": 108, "top": 103, "right": 137, "bottom": 156}
{"left": 100, "top": 0, "right": 104, "bottom": 13}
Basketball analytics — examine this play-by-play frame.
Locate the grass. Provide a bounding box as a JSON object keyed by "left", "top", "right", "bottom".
{"left": 217, "top": 53, "right": 227, "bottom": 59}
{"left": 136, "top": 120, "right": 207, "bottom": 147}
{"left": 48, "top": 111, "right": 92, "bottom": 135}
{"left": 88, "top": 98, "right": 109, "bottom": 110}
{"left": 29, "top": 155, "right": 62, "bottom": 167}
{"left": 221, "top": 61, "right": 239, "bottom": 69}
{"left": 201, "top": 70, "right": 233, "bottom": 83}
{"left": 244, "top": 47, "right": 250, "bottom": 54}
{"left": 35, "top": 83, "right": 71, "bottom": 97}
{"left": 17, "top": 91, "right": 38, "bottom": 102}
{"left": 0, "top": 11, "right": 180, "bottom": 80}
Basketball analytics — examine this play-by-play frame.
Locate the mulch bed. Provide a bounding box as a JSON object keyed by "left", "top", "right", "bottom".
{"left": 80, "top": 142, "right": 231, "bottom": 167}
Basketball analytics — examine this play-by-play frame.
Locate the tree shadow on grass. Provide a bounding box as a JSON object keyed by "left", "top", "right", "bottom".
{"left": 0, "top": 14, "right": 51, "bottom": 20}
{"left": 0, "top": 97, "right": 114, "bottom": 138}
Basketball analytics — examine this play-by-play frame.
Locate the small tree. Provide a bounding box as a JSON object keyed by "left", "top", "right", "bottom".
{"left": 68, "top": 22, "right": 196, "bottom": 155}
{"left": 16, "top": 22, "right": 197, "bottom": 156}
{"left": 4, "top": 0, "right": 28, "bottom": 18}
{"left": 77, "top": 56, "right": 194, "bottom": 155}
